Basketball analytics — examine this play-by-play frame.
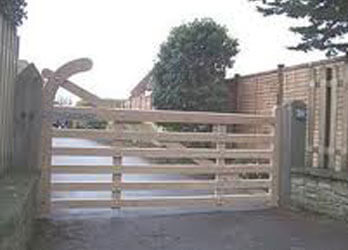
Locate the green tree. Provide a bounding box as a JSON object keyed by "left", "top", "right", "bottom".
{"left": 152, "top": 18, "right": 239, "bottom": 113}
{"left": 250, "top": 0, "right": 348, "bottom": 56}
{"left": 0, "top": 0, "right": 27, "bottom": 26}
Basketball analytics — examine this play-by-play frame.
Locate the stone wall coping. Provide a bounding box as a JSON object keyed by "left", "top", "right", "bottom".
{"left": 291, "top": 167, "right": 348, "bottom": 183}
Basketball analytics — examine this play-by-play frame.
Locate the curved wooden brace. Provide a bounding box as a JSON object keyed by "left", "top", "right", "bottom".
{"left": 42, "top": 58, "right": 93, "bottom": 106}
{"left": 39, "top": 58, "right": 92, "bottom": 215}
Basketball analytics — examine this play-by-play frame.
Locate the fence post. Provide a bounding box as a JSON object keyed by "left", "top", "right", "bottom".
{"left": 13, "top": 64, "right": 43, "bottom": 174}
{"left": 306, "top": 66, "right": 317, "bottom": 168}
{"left": 278, "top": 101, "right": 306, "bottom": 207}
{"left": 277, "top": 64, "right": 285, "bottom": 105}
{"left": 271, "top": 106, "right": 281, "bottom": 207}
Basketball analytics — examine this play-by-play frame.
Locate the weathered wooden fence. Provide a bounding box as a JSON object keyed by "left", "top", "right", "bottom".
{"left": 0, "top": 14, "right": 18, "bottom": 176}
{"left": 39, "top": 59, "right": 281, "bottom": 213}
{"left": 305, "top": 59, "right": 348, "bottom": 172}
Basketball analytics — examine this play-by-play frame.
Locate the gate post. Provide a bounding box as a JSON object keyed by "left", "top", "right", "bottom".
{"left": 278, "top": 101, "right": 306, "bottom": 207}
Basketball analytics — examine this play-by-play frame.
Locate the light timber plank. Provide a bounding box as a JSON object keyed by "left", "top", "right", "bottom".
{"left": 53, "top": 147, "right": 272, "bottom": 159}
{"left": 117, "top": 164, "right": 272, "bottom": 174}
{"left": 306, "top": 67, "right": 317, "bottom": 168}
{"left": 43, "top": 69, "right": 102, "bottom": 107}
{"left": 51, "top": 164, "right": 272, "bottom": 175}
{"left": 214, "top": 124, "right": 227, "bottom": 205}
{"left": 123, "top": 194, "right": 271, "bottom": 207}
{"left": 52, "top": 200, "right": 112, "bottom": 208}
{"left": 121, "top": 148, "right": 273, "bottom": 159}
{"left": 51, "top": 194, "right": 271, "bottom": 208}
{"left": 51, "top": 106, "right": 276, "bottom": 125}
{"left": 52, "top": 165, "right": 112, "bottom": 174}
{"left": 52, "top": 182, "right": 112, "bottom": 191}
{"left": 52, "top": 129, "right": 273, "bottom": 144}
{"left": 52, "top": 147, "right": 117, "bottom": 156}
{"left": 51, "top": 180, "right": 271, "bottom": 192}
{"left": 120, "top": 181, "right": 216, "bottom": 190}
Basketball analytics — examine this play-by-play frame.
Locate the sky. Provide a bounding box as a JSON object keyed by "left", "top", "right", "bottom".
{"left": 18, "top": 0, "right": 326, "bottom": 101}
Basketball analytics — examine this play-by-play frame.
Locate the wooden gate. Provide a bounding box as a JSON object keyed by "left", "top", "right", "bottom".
{"left": 40, "top": 59, "right": 281, "bottom": 214}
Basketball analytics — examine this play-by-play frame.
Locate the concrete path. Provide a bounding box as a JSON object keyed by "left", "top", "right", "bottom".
{"left": 30, "top": 208, "right": 348, "bottom": 250}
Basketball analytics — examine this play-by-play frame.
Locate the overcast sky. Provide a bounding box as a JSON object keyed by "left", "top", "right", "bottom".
{"left": 18, "top": 0, "right": 326, "bottom": 100}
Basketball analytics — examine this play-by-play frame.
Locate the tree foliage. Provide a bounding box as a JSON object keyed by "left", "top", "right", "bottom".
{"left": 152, "top": 18, "right": 239, "bottom": 113}
{"left": 250, "top": 0, "right": 348, "bottom": 56}
{"left": 0, "top": 0, "right": 27, "bottom": 26}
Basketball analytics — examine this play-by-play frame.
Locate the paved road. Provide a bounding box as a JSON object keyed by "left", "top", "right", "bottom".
{"left": 30, "top": 208, "right": 348, "bottom": 250}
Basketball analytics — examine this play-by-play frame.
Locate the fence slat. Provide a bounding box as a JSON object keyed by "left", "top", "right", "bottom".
{"left": 306, "top": 67, "right": 317, "bottom": 168}
{"left": 318, "top": 66, "right": 329, "bottom": 168}
{"left": 329, "top": 65, "right": 339, "bottom": 170}
{"left": 341, "top": 60, "right": 348, "bottom": 171}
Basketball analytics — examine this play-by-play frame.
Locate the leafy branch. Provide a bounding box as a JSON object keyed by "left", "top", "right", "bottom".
{"left": 0, "top": 0, "right": 27, "bottom": 26}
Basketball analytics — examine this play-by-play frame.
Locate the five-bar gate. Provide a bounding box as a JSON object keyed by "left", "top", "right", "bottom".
{"left": 39, "top": 59, "right": 281, "bottom": 214}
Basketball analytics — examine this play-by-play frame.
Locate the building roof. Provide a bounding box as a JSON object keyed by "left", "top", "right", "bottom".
{"left": 130, "top": 70, "right": 154, "bottom": 97}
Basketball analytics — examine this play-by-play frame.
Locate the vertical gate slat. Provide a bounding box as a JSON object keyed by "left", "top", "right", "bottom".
{"left": 214, "top": 124, "right": 227, "bottom": 206}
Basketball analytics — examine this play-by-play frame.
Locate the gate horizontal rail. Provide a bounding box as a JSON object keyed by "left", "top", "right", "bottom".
{"left": 52, "top": 129, "right": 273, "bottom": 144}
{"left": 52, "top": 147, "right": 273, "bottom": 158}
{"left": 52, "top": 194, "right": 272, "bottom": 209}
{"left": 51, "top": 164, "right": 272, "bottom": 174}
{"left": 52, "top": 179, "right": 271, "bottom": 191}
{"left": 50, "top": 106, "right": 275, "bottom": 125}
